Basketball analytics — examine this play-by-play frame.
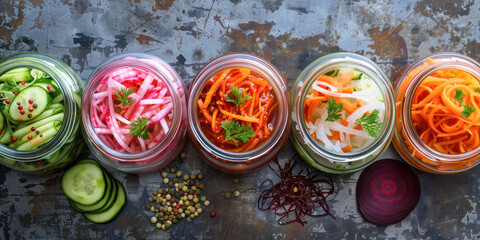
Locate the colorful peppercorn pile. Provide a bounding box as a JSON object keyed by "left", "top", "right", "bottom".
{"left": 145, "top": 167, "right": 210, "bottom": 230}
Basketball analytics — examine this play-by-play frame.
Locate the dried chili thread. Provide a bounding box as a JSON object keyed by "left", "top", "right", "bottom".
{"left": 257, "top": 157, "right": 338, "bottom": 226}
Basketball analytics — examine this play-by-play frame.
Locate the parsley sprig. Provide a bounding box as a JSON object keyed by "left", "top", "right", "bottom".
{"left": 115, "top": 88, "right": 136, "bottom": 106}
{"left": 129, "top": 116, "right": 150, "bottom": 140}
{"left": 454, "top": 89, "right": 465, "bottom": 105}
{"left": 354, "top": 109, "right": 382, "bottom": 138}
{"left": 225, "top": 85, "right": 252, "bottom": 109}
{"left": 475, "top": 87, "right": 480, "bottom": 93}
{"left": 325, "top": 97, "right": 343, "bottom": 122}
{"left": 461, "top": 104, "right": 476, "bottom": 118}
{"left": 221, "top": 120, "right": 255, "bottom": 146}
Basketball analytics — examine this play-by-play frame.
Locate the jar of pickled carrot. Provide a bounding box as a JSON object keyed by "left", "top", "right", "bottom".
{"left": 82, "top": 53, "right": 187, "bottom": 173}
{"left": 393, "top": 53, "right": 480, "bottom": 174}
{"left": 187, "top": 53, "right": 290, "bottom": 174}
{"left": 292, "top": 52, "right": 395, "bottom": 174}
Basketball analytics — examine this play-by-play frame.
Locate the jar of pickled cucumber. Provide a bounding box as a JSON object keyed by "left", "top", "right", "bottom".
{"left": 0, "top": 52, "right": 84, "bottom": 174}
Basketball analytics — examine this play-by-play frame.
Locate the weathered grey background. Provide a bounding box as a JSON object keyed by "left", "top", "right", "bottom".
{"left": 1, "top": 0, "right": 480, "bottom": 239}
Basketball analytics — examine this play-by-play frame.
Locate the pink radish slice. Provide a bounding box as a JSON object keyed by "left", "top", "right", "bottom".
{"left": 356, "top": 159, "right": 420, "bottom": 226}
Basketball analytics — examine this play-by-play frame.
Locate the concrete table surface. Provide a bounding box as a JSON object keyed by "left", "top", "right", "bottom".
{"left": 1, "top": 0, "right": 480, "bottom": 239}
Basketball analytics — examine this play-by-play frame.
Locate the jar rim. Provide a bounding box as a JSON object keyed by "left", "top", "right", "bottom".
{"left": 187, "top": 52, "right": 290, "bottom": 162}
{"left": 82, "top": 52, "right": 185, "bottom": 164}
{"left": 399, "top": 53, "right": 480, "bottom": 163}
{"left": 0, "top": 52, "right": 80, "bottom": 161}
{"left": 293, "top": 52, "right": 395, "bottom": 165}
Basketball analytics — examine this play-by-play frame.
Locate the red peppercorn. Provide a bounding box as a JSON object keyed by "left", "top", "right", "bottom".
{"left": 12, "top": 137, "right": 17, "bottom": 142}
{"left": 176, "top": 204, "right": 180, "bottom": 209}
{"left": 47, "top": 85, "right": 52, "bottom": 90}
{"left": 31, "top": 127, "right": 36, "bottom": 131}
{"left": 173, "top": 208, "right": 178, "bottom": 213}
{"left": 36, "top": 161, "right": 41, "bottom": 167}
{"left": 29, "top": 100, "right": 33, "bottom": 104}
{"left": 210, "top": 212, "right": 216, "bottom": 217}
{"left": 0, "top": 130, "right": 2, "bottom": 134}
{"left": 21, "top": 81, "right": 25, "bottom": 85}
{"left": 27, "top": 135, "right": 32, "bottom": 140}
{"left": 20, "top": 110, "right": 25, "bottom": 114}
{"left": 13, "top": 92, "right": 17, "bottom": 96}
{"left": 16, "top": 101, "right": 20, "bottom": 105}
{"left": 5, "top": 100, "right": 10, "bottom": 104}
{"left": 18, "top": 106, "right": 23, "bottom": 110}
{"left": 28, "top": 106, "right": 33, "bottom": 112}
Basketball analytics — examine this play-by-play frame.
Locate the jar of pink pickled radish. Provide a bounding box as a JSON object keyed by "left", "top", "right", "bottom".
{"left": 82, "top": 53, "right": 187, "bottom": 173}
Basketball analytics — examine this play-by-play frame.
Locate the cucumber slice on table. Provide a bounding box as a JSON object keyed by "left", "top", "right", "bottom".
{"left": 83, "top": 180, "right": 126, "bottom": 224}
{"left": 8, "top": 86, "right": 51, "bottom": 122}
{"left": 61, "top": 162, "right": 107, "bottom": 206}
{"left": 70, "top": 169, "right": 114, "bottom": 213}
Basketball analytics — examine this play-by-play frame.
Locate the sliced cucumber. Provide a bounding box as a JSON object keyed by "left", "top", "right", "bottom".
{"left": 0, "top": 111, "right": 5, "bottom": 131}
{"left": 16, "top": 107, "right": 64, "bottom": 129}
{"left": 13, "top": 113, "right": 64, "bottom": 139}
{"left": 33, "top": 82, "right": 61, "bottom": 98}
{"left": 8, "top": 86, "right": 51, "bottom": 122}
{"left": 325, "top": 69, "right": 340, "bottom": 77}
{"left": 0, "top": 122, "right": 13, "bottom": 144}
{"left": 16, "top": 126, "right": 60, "bottom": 151}
{"left": 61, "top": 162, "right": 107, "bottom": 205}
{"left": 8, "top": 121, "right": 61, "bottom": 149}
{"left": 0, "top": 68, "right": 33, "bottom": 82}
{"left": 83, "top": 180, "right": 126, "bottom": 224}
{"left": 70, "top": 170, "right": 113, "bottom": 213}
{"left": 51, "top": 94, "right": 64, "bottom": 104}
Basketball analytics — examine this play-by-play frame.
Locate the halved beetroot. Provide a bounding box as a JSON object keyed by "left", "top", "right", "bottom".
{"left": 356, "top": 159, "right": 421, "bottom": 226}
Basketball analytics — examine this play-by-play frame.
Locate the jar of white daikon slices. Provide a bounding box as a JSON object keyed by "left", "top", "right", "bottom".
{"left": 291, "top": 52, "right": 395, "bottom": 174}
{"left": 82, "top": 53, "right": 187, "bottom": 174}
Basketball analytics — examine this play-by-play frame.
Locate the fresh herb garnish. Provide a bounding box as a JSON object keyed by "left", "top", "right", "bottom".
{"left": 475, "top": 87, "right": 480, "bottom": 93}
{"left": 129, "top": 116, "right": 150, "bottom": 140}
{"left": 454, "top": 89, "right": 465, "bottom": 104}
{"left": 225, "top": 85, "right": 252, "bottom": 109}
{"left": 461, "top": 104, "right": 476, "bottom": 118}
{"left": 221, "top": 120, "right": 255, "bottom": 146}
{"left": 325, "top": 97, "right": 343, "bottom": 122}
{"left": 354, "top": 109, "right": 382, "bottom": 138}
{"left": 115, "top": 88, "right": 136, "bottom": 106}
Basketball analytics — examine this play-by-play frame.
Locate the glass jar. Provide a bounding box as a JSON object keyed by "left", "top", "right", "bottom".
{"left": 0, "top": 52, "right": 84, "bottom": 174}
{"left": 393, "top": 53, "right": 480, "bottom": 173}
{"left": 291, "top": 52, "right": 395, "bottom": 174}
{"left": 187, "top": 53, "right": 290, "bottom": 174}
{"left": 82, "top": 53, "right": 187, "bottom": 174}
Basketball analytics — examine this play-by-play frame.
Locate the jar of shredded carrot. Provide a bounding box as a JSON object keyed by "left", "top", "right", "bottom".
{"left": 393, "top": 53, "right": 480, "bottom": 174}
{"left": 292, "top": 53, "right": 395, "bottom": 174}
{"left": 187, "top": 53, "right": 290, "bottom": 173}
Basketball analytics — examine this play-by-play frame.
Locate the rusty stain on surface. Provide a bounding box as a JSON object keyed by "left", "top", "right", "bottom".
{"left": 133, "top": 34, "right": 161, "bottom": 45}
{"left": 153, "top": 0, "right": 176, "bottom": 11}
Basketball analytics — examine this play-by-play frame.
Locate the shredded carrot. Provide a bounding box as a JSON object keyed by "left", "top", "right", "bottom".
{"left": 197, "top": 68, "right": 276, "bottom": 152}
{"left": 406, "top": 67, "right": 480, "bottom": 171}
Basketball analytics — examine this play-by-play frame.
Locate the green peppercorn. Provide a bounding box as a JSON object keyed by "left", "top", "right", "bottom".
{"left": 224, "top": 192, "right": 231, "bottom": 199}
{"left": 150, "top": 206, "right": 155, "bottom": 212}
{"left": 185, "top": 200, "right": 191, "bottom": 206}
{"left": 173, "top": 218, "right": 178, "bottom": 224}
{"left": 204, "top": 200, "right": 210, "bottom": 207}
{"left": 166, "top": 194, "right": 172, "bottom": 200}
{"left": 182, "top": 186, "right": 188, "bottom": 192}
{"left": 148, "top": 197, "right": 153, "bottom": 202}
{"left": 183, "top": 174, "right": 189, "bottom": 181}
{"left": 201, "top": 196, "right": 206, "bottom": 202}
{"left": 180, "top": 152, "right": 186, "bottom": 160}
{"left": 190, "top": 214, "right": 195, "bottom": 219}
{"left": 176, "top": 171, "right": 182, "bottom": 178}
{"left": 195, "top": 189, "right": 202, "bottom": 195}
{"left": 197, "top": 173, "right": 204, "bottom": 180}
{"left": 233, "top": 190, "right": 240, "bottom": 197}
{"left": 190, "top": 174, "right": 196, "bottom": 180}
{"left": 195, "top": 203, "right": 201, "bottom": 209}
{"left": 188, "top": 195, "right": 193, "bottom": 200}
{"left": 153, "top": 196, "right": 157, "bottom": 201}
{"left": 170, "top": 168, "right": 176, "bottom": 174}
{"left": 163, "top": 178, "right": 169, "bottom": 184}
{"left": 153, "top": 190, "right": 158, "bottom": 196}
{"left": 165, "top": 188, "right": 169, "bottom": 192}
{"left": 168, "top": 182, "right": 174, "bottom": 187}
{"left": 173, "top": 178, "right": 179, "bottom": 184}
{"left": 233, "top": 177, "right": 239, "bottom": 184}
{"left": 156, "top": 222, "right": 162, "bottom": 229}
{"left": 199, "top": 184, "right": 205, "bottom": 190}
{"left": 197, "top": 208, "right": 203, "bottom": 214}
{"left": 144, "top": 204, "right": 151, "bottom": 210}
{"left": 185, "top": 210, "right": 191, "bottom": 215}
{"left": 151, "top": 216, "right": 157, "bottom": 224}
{"left": 167, "top": 206, "right": 172, "bottom": 212}
{"left": 181, "top": 213, "right": 186, "bottom": 218}
{"left": 193, "top": 197, "right": 199, "bottom": 203}
{"left": 194, "top": 212, "right": 199, "bottom": 217}
{"left": 161, "top": 171, "right": 168, "bottom": 178}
